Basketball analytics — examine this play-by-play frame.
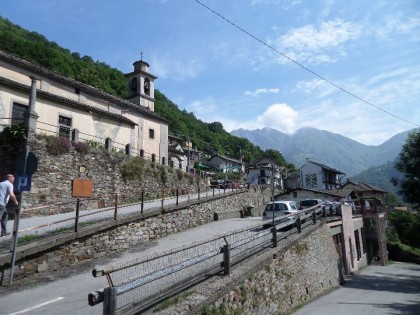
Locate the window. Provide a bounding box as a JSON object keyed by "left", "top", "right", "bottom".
{"left": 149, "top": 128, "right": 155, "bottom": 139}
{"left": 361, "top": 227, "right": 367, "bottom": 254}
{"left": 305, "top": 174, "right": 318, "bottom": 189}
{"left": 12, "top": 103, "right": 26, "bottom": 125}
{"left": 58, "top": 115, "right": 72, "bottom": 138}
{"left": 354, "top": 231, "right": 361, "bottom": 260}
{"left": 144, "top": 78, "right": 150, "bottom": 95}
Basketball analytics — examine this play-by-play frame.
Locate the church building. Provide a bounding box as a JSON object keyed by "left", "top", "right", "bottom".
{"left": 0, "top": 49, "right": 169, "bottom": 164}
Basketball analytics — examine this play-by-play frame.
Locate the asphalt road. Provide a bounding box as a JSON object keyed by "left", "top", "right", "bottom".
{"left": 293, "top": 261, "right": 420, "bottom": 315}
{"left": 0, "top": 217, "right": 262, "bottom": 315}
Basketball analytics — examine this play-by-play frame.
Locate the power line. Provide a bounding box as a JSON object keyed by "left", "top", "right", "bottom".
{"left": 193, "top": 0, "right": 420, "bottom": 128}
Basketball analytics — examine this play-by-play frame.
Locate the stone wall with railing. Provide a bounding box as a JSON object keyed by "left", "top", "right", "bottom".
{"left": 1, "top": 133, "right": 216, "bottom": 218}
{"left": 0, "top": 186, "right": 272, "bottom": 284}
{"left": 156, "top": 223, "right": 340, "bottom": 315}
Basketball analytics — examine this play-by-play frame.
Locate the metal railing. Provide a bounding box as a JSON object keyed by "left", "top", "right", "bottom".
{"left": 13, "top": 186, "right": 249, "bottom": 241}
{"left": 88, "top": 205, "right": 322, "bottom": 315}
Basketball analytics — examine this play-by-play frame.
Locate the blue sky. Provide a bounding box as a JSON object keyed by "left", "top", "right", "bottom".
{"left": 1, "top": 0, "right": 419, "bottom": 145}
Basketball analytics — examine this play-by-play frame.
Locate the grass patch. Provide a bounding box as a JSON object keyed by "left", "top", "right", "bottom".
{"left": 388, "top": 241, "right": 420, "bottom": 257}
{"left": 18, "top": 234, "right": 42, "bottom": 245}
{"left": 153, "top": 291, "right": 194, "bottom": 312}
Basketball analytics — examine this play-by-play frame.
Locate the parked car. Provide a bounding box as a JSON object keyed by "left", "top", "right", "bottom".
{"left": 209, "top": 179, "right": 228, "bottom": 189}
{"left": 322, "top": 200, "right": 335, "bottom": 214}
{"left": 262, "top": 201, "right": 301, "bottom": 229}
{"left": 299, "top": 199, "right": 324, "bottom": 214}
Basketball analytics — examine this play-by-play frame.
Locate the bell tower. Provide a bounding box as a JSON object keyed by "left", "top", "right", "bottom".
{"left": 125, "top": 53, "right": 157, "bottom": 111}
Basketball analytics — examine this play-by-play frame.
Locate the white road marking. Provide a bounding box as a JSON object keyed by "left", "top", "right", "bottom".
{"left": 8, "top": 297, "right": 65, "bottom": 315}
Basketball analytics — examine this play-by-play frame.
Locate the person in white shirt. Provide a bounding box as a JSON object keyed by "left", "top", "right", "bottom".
{"left": 0, "top": 174, "right": 19, "bottom": 236}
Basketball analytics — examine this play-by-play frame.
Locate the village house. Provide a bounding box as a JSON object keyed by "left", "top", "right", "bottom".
{"left": 300, "top": 159, "right": 346, "bottom": 190}
{"left": 207, "top": 154, "right": 244, "bottom": 174}
{"left": 274, "top": 187, "right": 349, "bottom": 204}
{"left": 0, "top": 49, "right": 169, "bottom": 163}
{"left": 247, "top": 158, "right": 284, "bottom": 188}
{"left": 168, "top": 134, "right": 200, "bottom": 173}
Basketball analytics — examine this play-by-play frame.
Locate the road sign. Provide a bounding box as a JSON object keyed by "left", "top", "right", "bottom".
{"left": 16, "top": 151, "right": 38, "bottom": 174}
{"left": 14, "top": 174, "right": 32, "bottom": 192}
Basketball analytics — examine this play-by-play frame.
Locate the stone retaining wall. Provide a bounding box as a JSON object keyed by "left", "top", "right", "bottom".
{"left": 156, "top": 223, "right": 340, "bottom": 315}
{"left": 0, "top": 134, "right": 212, "bottom": 218}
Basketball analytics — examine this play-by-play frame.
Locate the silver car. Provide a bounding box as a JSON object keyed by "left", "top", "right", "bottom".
{"left": 262, "top": 200, "right": 301, "bottom": 228}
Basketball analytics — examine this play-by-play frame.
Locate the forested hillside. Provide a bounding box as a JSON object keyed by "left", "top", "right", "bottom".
{"left": 349, "top": 161, "right": 403, "bottom": 196}
{"left": 0, "top": 16, "right": 290, "bottom": 167}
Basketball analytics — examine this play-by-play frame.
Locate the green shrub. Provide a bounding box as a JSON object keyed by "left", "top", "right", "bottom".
{"left": 0, "top": 123, "right": 27, "bottom": 141}
{"left": 72, "top": 141, "right": 90, "bottom": 154}
{"left": 122, "top": 156, "right": 145, "bottom": 181}
{"left": 46, "top": 136, "right": 72, "bottom": 154}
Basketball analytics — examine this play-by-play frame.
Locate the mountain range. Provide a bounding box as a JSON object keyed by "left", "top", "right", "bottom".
{"left": 231, "top": 127, "right": 410, "bottom": 184}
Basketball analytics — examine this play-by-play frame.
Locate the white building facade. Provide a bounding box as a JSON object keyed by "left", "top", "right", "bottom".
{"left": 0, "top": 50, "right": 168, "bottom": 163}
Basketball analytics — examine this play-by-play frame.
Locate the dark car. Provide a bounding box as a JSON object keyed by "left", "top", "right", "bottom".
{"left": 299, "top": 199, "right": 323, "bottom": 214}
{"left": 209, "top": 179, "right": 228, "bottom": 189}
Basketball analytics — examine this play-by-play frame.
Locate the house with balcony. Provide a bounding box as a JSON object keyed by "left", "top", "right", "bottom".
{"left": 247, "top": 158, "right": 284, "bottom": 187}
{"left": 299, "top": 160, "right": 345, "bottom": 190}
{"left": 207, "top": 154, "right": 244, "bottom": 174}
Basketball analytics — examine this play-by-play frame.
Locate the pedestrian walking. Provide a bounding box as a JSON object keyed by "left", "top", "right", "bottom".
{"left": 0, "top": 174, "right": 19, "bottom": 236}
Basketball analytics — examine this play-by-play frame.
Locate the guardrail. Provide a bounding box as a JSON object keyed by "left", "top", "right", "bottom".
{"left": 13, "top": 185, "right": 247, "bottom": 240}
{"left": 88, "top": 205, "right": 323, "bottom": 315}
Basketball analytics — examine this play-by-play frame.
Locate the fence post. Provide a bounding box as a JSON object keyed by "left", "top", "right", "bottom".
{"left": 176, "top": 188, "right": 179, "bottom": 205}
{"left": 296, "top": 217, "right": 302, "bottom": 233}
{"left": 103, "top": 286, "right": 117, "bottom": 315}
{"left": 272, "top": 226, "right": 278, "bottom": 247}
{"left": 141, "top": 190, "right": 144, "bottom": 213}
{"left": 223, "top": 244, "right": 231, "bottom": 275}
{"left": 75, "top": 198, "right": 80, "bottom": 233}
{"left": 113, "top": 194, "right": 119, "bottom": 220}
{"left": 312, "top": 211, "right": 317, "bottom": 224}
{"left": 161, "top": 187, "right": 165, "bottom": 209}
{"left": 198, "top": 184, "right": 200, "bottom": 200}
{"left": 212, "top": 187, "right": 215, "bottom": 197}
{"left": 323, "top": 207, "right": 326, "bottom": 218}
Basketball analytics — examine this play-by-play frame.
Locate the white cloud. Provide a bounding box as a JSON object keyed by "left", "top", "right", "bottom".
{"left": 271, "top": 19, "right": 361, "bottom": 64}
{"left": 279, "top": 19, "right": 361, "bottom": 51}
{"left": 256, "top": 103, "right": 298, "bottom": 133}
{"left": 209, "top": 103, "right": 298, "bottom": 134}
{"left": 244, "top": 88, "right": 280, "bottom": 97}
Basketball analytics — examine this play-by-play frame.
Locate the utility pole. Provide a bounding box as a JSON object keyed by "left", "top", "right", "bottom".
{"left": 10, "top": 76, "right": 38, "bottom": 284}
{"left": 271, "top": 164, "right": 275, "bottom": 227}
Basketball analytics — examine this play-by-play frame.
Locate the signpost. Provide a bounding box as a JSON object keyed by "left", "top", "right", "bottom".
{"left": 9, "top": 76, "right": 38, "bottom": 284}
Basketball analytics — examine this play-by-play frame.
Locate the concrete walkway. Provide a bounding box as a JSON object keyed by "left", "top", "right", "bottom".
{"left": 293, "top": 261, "right": 420, "bottom": 315}
{"left": 0, "top": 188, "right": 232, "bottom": 253}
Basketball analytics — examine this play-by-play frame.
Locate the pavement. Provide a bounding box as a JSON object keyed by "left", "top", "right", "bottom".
{"left": 293, "top": 261, "right": 420, "bottom": 315}
{"left": 0, "top": 188, "right": 231, "bottom": 253}
{"left": 0, "top": 217, "right": 263, "bottom": 315}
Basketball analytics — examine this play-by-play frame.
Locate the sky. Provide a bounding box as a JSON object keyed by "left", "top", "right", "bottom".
{"left": 1, "top": 0, "right": 419, "bottom": 145}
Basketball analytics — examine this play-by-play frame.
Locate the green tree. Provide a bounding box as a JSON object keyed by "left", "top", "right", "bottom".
{"left": 394, "top": 129, "right": 420, "bottom": 207}
{"left": 387, "top": 210, "right": 420, "bottom": 248}
{"left": 384, "top": 193, "right": 402, "bottom": 209}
